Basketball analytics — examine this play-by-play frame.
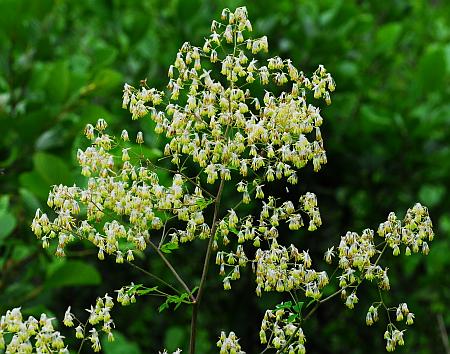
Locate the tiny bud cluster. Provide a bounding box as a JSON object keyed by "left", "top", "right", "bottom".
{"left": 159, "top": 349, "right": 182, "bottom": 354}
{"left": 384, "top": 327, "right": 405, "bottom": 352}
{"left": 260, "top": 307, "right": 305, "bottom": 354}
{"left": 366, "top": 302, "right": 415, "bottom": 351}
{"left": 63, "top": 293, "right": 116, "bottom": 352}
{"left": 365, "top": 304, "right": 380, "bottom": 326}
{"left": 216, "top": 331, "right": 245, "bottom": 354}
{"left": 115, "top": 285, "right": 139, "bottom": 306}
{"left": 378, "top": 203, "right": 434, "bottom": 256}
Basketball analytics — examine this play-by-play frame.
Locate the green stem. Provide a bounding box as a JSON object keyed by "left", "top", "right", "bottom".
{"left": 125, "top": 259, "right": 182, "bottom": 295}
{"left": 276, "top": 325, "right": 301, "bottom": 353}
{"left": 189, "top": 23, "right": 237, "bottom": 354}
{"left": 189, "top": 177, "right": 226, "bottom": 354}
{"left": 147, "top": 240, "right": 194, "bottom": 302}
{"left": 76, "top": 319, "right": 90, "bottom": 354}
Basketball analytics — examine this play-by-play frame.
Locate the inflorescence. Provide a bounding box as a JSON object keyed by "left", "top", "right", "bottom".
{"left": 20, "top": 6, "right": 437, "bottom": 354}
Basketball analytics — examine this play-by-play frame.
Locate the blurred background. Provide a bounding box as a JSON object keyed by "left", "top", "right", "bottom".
{"left": 0, "top": 0, "right": 449, "bottom": 353}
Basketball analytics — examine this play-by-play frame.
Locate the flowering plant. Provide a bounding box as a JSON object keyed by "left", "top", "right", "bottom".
{"left": 1, "top": 6, "right": 434, "bottom": 353}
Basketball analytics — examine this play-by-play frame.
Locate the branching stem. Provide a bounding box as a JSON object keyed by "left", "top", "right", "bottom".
{"left": 125, "top": 259, "right": 182, "bottom": 295}
{"left": 147, "top": 240, "right": 195, "bottom": 302}
{"left": 189, "top": 178, "right": 226, "bottom": 354}
{"left": 301, "top": 242, "right": 389, "bottom": 324}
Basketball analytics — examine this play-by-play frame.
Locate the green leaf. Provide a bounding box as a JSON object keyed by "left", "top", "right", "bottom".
{"left": 29, "top": 62, "right": 52, "bottom": 93}
{"left": 275, "top": 301, "right": 292, "bottom": 310}
{"left": 0, "top": 195, "right": 9, "bottom": 212}
{"left": 136, "top": 286, "right": 158, "bottom": 295}
{"left": 33, "top": 152, "right": 72, "bottom": 186}
{"left": 127, "top": 284, "right": 159, "bottom": 296}
{"left": 137, "top": 145, "right": 163, "bottom": 161}
{"left": 445, "top": 43, "right": 450, "bottom": 74}
{"left": 228, "top": 226, "right": 239, "bottom": 235}
{"left": 19, "top": 171, "right": 50, "bottom": 200}
{"left": 164, "top": 326, "right": 186, "bottom": 352}
{"left": 418, "top": 184, "right": 446, "bottom": 207}
{"left": 126, "top": 283, "right": 143, "bottom": 293}
{"left": 92, "top": 68, "right": 123, "bottom": 95}
{"left": 11, "top": 244, "right": 34, "bottom": 262}
{"left": 35, "top": 127, "right": 67, "bottom": 150}
{"left": 293, "top": 302, "right": 304, "bottom": 314}
{"left": 375, "top": 23, "right": 402, "bottom": 54}
{"left": 45, "top": 260, "right": 102, "bottom": 288}
{"left": 287, "top": 313, "right": 299, "bottom": 323}
{"left": 0, "top": 211, "right": 16, "bottom": 241}
{"left": 79, "top": 104, "right": 114, "bottom": 126}
{"left": 0, "top": 75, "right": 7, "bottom": 91}
{"left": 336, "top": 61, "right": 358, "bottom": 79}
{"left": 161, "top": 242, "right": 179, "bottom": 254}
{"left": 46, "top": 61, "right": 70, "bottom": 103}
{"left": 22, "top": 305, "right": 55, "bottom": 320}
{"left": 417, "top": 45, "right": 447, "bottom": 94}
{"left": 195, "top": 198, "right": 213, "bottom": 210}
{"left": 159, "top": 292, "right": 191, "bottom": 312}
{"left": 426, "top": 240, "right": 449, "bottom": 274}
{"left": 0, "top": 0, "right": 25, "bottom": 35}
{"left": 439, "top": 214, "right": 450, "bottom": 234}
{"left": 102, "top": 331, "right": 141, "bottom": 354}
{"left": 92, "top": 43, "right": 118, "bottom": 68}
{"left": 360, "top": 105, "right": 391, "bottom": 128}
{"left": 158, "top": 302, "right": 169, "bottom": 313}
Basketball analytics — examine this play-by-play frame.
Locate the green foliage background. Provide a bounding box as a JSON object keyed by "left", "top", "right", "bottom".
{"left": 0, "top": 0, "right": 449, "bottom": 352}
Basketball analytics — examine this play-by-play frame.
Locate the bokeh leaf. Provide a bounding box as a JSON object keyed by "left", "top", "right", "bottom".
{"left": 417, "top": 45, "right": 447, "bottom": 94}
{"left": 0, "top": 211, "right": 16, "bottom": 241}
{"left": 375, "top": 23, "right": 402, "bottom": 54}
{"left": 163, "top": 326, "right": 186, "bottom": 352}
{"left": 19, "top": 171, "right": 50, "bottom": 200}
{"left": 102, "top": 331, "right": 141, "bottom": 354}
{"left": 45, "top": 260, "right": 101, "bottom": 288}
{"left": 33, "top": 152, "right": 72, "bottom": 186}
{"left": 92, "top": 68, "right": 123, "bottom": 95}
{"left": 45, "top": 61, "right": 70, "bottom": 103}
{"left": 418, "top": 184, "right": 446, "bottom": 207}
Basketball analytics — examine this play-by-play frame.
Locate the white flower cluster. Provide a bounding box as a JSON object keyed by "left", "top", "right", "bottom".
{"left": 384, "top": 304, "right": 412, "bottom": 352}
{"left": 260, "top": 307, "right": 306, "bottom": 354}
{"left": 311, "top": 203, "right": 434, "bottom": 351}
{"left": 365, "top": 302, "right": 414, "bottom": 352}
{"left": 378, "top": 203, "right": 434, "bottom": 256}
{"left": 254, "top": 243, "right": 328, "bottom": 298}
{"left": 31, "top": 121, "right": 210, "bottom": 260}
{"left": 115, "top": 285, "right": 138, "bottom": 306}
{"left": 0, "top": 308, "right": 68, "bottom": 353}
{"left": 216, "top": 331, "right": 245, "bottom": 354}
{"left": 331, "top": 203, "right": 433, "bottom": 306}
{"left": 219, "top": 192, "right": 320, "bottom": 244}
{"left": 63, "top": 293, "right": 116, "bottom": 352}
{"left": 384, "top": 327, "right": 405, "bottom": 352}
{"left": 122, "top": 6, "right": 334, "bottom": 190}
{"left": 22, "top": 5, "right": 436, "bottom": 354}
{"left": 159, "top": 349, "right": 182, "bottom": 354}
{"left": 216, "top": 193, "right": 323, "bottom": 295}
